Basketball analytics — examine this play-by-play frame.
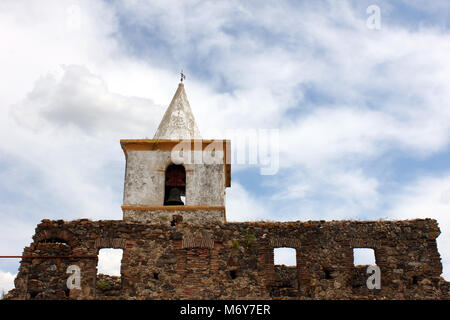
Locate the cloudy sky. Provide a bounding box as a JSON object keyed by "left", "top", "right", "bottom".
{"left": 1, "top": 0, "right": 450, "bottom": 293}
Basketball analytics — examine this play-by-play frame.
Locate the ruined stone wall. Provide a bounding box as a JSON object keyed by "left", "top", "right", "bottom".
{"left": 6, "top": 218, "right": 449, "bottom": 300}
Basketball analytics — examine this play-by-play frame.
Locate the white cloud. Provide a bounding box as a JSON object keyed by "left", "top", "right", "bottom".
{"left": 110, "top": 1, "right": 450, "bottom": 176}
{"left": 226, "top": 182, "right": 273, "bottom": 222}
{"left": 0, "top": 1, "right": 118, "bottom": 106}
{"left": 269, "top": 167, "right": 380, "bottom": 222}
{"left": 12, "top": 65, "right": 162, "bottom": 138}
{"left": 0, "top": 271, "right": 16, "bottom": 295}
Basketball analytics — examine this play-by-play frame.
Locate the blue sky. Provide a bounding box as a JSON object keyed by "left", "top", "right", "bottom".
{"left": 1, "top": 0, "right": 450, "bottom": 293}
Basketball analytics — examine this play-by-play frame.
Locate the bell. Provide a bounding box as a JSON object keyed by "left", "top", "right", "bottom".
{"left": 165, "top": 187, "right": 184, "bottom": 206}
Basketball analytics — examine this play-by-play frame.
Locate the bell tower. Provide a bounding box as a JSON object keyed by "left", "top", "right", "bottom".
{"left": 120, "top": 81, "right": 231, "bottom": 225}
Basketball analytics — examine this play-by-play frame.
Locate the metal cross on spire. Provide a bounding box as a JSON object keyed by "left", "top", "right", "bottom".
{"left": 180, "top": 70, "right": 186, "bottom": 82}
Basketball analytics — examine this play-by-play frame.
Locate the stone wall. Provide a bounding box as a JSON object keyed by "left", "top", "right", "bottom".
{"left": 5, "top": 218, "right": 449, "bottom": 300}
{"left": 122, "top": 207, "right": 226, "bottom": 225}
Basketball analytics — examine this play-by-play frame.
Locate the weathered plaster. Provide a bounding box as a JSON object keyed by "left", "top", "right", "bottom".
{"left": 123, "top": 150, "right": 225, "bottom": 207}
{"left": 153, "top": 83, "right": 201, "bottom": 140}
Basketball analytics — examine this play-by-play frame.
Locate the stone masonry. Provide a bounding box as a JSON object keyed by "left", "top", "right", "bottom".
{"left": 4, "top": 82, "right": 449, "bottom": 300}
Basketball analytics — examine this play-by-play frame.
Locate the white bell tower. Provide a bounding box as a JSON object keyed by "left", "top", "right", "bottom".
{"left": 120, "top": 80, "right": 231, "bottom": 225}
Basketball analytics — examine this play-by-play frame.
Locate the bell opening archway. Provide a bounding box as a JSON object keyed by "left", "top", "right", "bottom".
{"left": 164, "top": 163, "right": 186, "bottom": 206}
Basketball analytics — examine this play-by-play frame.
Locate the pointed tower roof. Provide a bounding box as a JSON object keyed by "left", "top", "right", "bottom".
{"left": 153, "top": 83, "right": 201, "bottom": 140}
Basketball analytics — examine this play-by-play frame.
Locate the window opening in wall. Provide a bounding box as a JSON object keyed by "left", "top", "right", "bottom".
{"left": 97, "top": 248, "right": 123, "bottom": 276}
{"left": 164, "top": 164, "right": 186, "bottom": 206}
{"left": 272, "top": 247, "right": 298, "bottom": 296}
{"left": 353, "top": 248, "right": 376, "bottom": 266}
{"left": 274, "top": 247, "right": 296, "bottom": 266}
{"left": 352, "top": 248, "right": 377, "bottom": 290}
{"left": 96, "top": 248, "right": 123, "bottom": 295}
{"left": 229, "top": 270, "right": 237, "bottom": 279}
{"left": 153, "top": 272, "right": 159, "bottom": 280}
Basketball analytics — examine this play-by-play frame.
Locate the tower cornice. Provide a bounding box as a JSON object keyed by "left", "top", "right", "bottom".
{"left": 120, "top": 139, "right": 231, "bottom": 188}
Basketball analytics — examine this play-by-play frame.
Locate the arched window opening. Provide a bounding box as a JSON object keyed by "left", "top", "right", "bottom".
{"left": 164, "top": 164, "right": 186, "bottom": 206}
